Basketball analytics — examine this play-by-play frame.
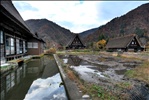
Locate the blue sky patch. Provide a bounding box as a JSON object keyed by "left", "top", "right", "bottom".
{"left": 13, "top": 1, "right": 38, "bottom": 12}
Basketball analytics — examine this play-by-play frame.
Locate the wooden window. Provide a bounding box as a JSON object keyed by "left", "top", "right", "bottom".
{"left": 23, "top": 41, "right": 26, "bottom": 53}
{"left": 28, "top": 42, "right": 38, "bottom": 48}
{"left": 19, "top": 40, "right": 23, "bottom": 54}
{"left": 6, "top": 36, "right": 10, "bottom": 55}
{"left": 10, "top": 38, "right": 15, "bottom": 54}
{"left": 16, "top": 39, "right": 20, "bottom": 54}
{"left": 0, "top": 30, "right": 4, "bottom": 44}
{"left": 28, "top": 42, "right": 32, "bottom": 48}
{"left": 23, "top": 41, "right": 27, "bottom": 53}
{"left": 22, "top": 41, "right": 27, "bottom": 53}
{"left": 32, "top": 42, "right": 38, "bottom": 48}
{"left": 6, "top": 36, "right": 15, "bottom": 55}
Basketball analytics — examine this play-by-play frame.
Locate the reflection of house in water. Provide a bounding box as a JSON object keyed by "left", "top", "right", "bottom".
{"left": 0, "top": 64, "right": 26, "bottom": 100}
{"left": 0, "top": 57, "right": 46, "bottom": 100}
{"left": 67, "top": 55, "right": 82, "bottom": 66}
{"left": 27, "top": 57, "right": 44, "bottom": 76}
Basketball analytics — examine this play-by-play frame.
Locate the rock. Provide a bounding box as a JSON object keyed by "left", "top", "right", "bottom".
{"left": 82, "top": 94, "right": 90, "bottom": 99}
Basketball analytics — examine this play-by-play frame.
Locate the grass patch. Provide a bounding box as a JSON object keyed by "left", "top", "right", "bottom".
{"left": 85, "top": 84, "right": 120, "bottom": 100}
{"left": 125, "top": 70, "right": 135, "bottom": 78}
{"left": 125, "top": 61, "right": 149, "bottom": 84}
{"left": 57, "top": 49, "right": 100, "bottom": 55}
{"left": 116, "top": 82, "right": 132, "bottom": 90}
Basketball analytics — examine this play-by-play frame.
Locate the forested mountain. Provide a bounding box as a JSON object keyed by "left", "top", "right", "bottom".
{"left": 25, "top": 19, "right": 74, "bottom": 48}
{"left": 26, "top": 3, "right": 149, "bottom": 48}
{"left": 83, "top": 3, "right": 149, "bottom": 45}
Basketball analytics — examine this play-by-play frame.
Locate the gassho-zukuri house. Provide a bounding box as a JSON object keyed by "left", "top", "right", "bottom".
{"left": 0, "top": 0, "right": 45, "bottom": 65}
{"left": 66, "top": 34, "right": 86, "bottom": 49}
{"left": 105, "top": 34, "right": 145, "bottom": 52}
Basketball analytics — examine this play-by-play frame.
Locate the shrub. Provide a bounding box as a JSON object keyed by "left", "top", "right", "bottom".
{"left": 45, "top": 48, "right": 56, "bottom": 54}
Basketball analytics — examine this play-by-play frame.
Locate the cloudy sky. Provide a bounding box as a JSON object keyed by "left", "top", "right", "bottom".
{"left": 12, "top": 1, "right": 149, "bottom": 33}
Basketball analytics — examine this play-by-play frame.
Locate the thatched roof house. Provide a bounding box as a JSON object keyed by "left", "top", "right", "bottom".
{"left": 106, "top": 34, "right": 145, "bottom": 52}
{"left": 66, "top": 34, "right": 86, "bottom": 49}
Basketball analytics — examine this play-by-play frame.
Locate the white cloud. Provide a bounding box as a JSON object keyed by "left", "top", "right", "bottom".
{"left": 13, "top": 1, "right": 103, "bottom": 33}
{"left": 12, "top": 1, "right": 149, "bottom": 33}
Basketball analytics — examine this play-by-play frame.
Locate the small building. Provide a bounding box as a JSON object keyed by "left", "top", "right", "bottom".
{"left": 0, "top": 0, "right": 45, "bottom": 64}
{"left": 106, "top": 34, "right": 145, "bottom": 52}
{"left": 66, "top": 34, "right": 86, "bottom": 49}
{"left": 27, "top": 34, "right": 45, "bottom": 55}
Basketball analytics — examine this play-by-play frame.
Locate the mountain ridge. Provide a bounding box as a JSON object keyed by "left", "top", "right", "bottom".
{"left": 84, "top": 3, "right": 149, "bottom": 45}
{"left": 25, "top": 3, "right": 149, "bottom": 48}
{"left": 25, "top": 19, "right": 74, "bottom": 48}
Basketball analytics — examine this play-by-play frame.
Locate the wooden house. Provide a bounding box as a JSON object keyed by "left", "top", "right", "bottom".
{"left": 27, "top": 34, "right": 45, "bottom": 55}
{"left": 0, "top": 0, "right": 45, "bottom": 64}
{"left": 66, "top": 34, "right": 86, "bottom": 49}
{"left": 106, "top": 34, "right": 145, "bottom": 52}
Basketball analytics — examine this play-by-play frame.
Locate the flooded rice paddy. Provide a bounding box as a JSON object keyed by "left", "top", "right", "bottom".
{"left": 59, "top": 54, "right": 149, "bottom": 100}
{"left": 0, "top": 55, "right": 68, "bottom": 100}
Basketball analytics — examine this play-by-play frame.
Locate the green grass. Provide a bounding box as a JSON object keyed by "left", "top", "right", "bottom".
{"left": 86, "top": 84, "right": 119, "bottom": 100}
{"left": 116, "top": 82, "right": 132, "bottom": 89}
{"left": 125, "top": 61, "right": 149, "bottom": 84}
{"left": 125, "top": 70, "right": 135, "bottom": 78}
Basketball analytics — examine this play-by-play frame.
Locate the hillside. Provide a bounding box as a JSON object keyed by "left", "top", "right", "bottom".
{"left": 79, "top": 28, "right": 98, "bottom": 38}
{"left": 25, "top": 19, "right": 73, "bottom": 48}
{"left": 84, "top": 3, "right": 149, "bottom": 45}
{"left": 25, "top": 3, "right": 149, "bottom": 48}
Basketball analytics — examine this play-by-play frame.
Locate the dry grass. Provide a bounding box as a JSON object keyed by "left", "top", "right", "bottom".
{"left": 126, "top": 61, "right": 149, "bottom": 84}
{"left": 57, "top": 49, "right": 100, "bottom": 55}
{"left": 133, "top": 61, "right": 149, "bottom": 84}
{"left": 45, "top": 48, "right": 56, "bottom": 54}
{"left": 64, "top": 67, "right": 87, "bottom": 93}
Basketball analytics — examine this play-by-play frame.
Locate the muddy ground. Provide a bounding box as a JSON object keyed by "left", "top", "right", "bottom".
{"left": 59, "top": 54, "right": 149, "bottom": 100}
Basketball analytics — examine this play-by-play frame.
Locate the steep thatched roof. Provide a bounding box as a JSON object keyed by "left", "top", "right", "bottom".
{"left": 1, "top": 0, "right": 30, "bottom": 32}
{"left": 106, "top": 34, "right": 143, "bottom": 48}
{"left": 66, "top": 33, "right": 85, "bottom": 47}
{"left": 1, "top": 0, "right": 46, "bottom": 43}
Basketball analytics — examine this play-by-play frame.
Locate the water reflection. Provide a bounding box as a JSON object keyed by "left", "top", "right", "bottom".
{"left": 24, "top": 73, "right": 67, "bottom": 100}
{"left": 0, "top": 56, "right": 68, "bottom": 100}
{"left": 63, "top": 55, "right": 82, "bottom": 66}
{"left": 0, "top": 64, "right": 26, "bottom": 100}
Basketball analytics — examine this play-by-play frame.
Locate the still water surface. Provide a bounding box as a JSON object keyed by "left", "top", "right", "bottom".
{"left": 0, "top": 56, "right": 68, "bottom": 100}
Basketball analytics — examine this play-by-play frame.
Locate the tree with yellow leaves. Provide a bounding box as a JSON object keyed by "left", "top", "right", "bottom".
{"left": 96, "top": 39, "right": 106, "bottom": 50}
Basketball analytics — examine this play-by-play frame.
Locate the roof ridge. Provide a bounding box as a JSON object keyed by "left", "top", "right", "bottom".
{"left": 110, "top": 34, "right": 136, "bottom": 40}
